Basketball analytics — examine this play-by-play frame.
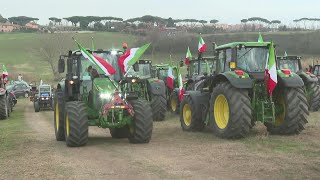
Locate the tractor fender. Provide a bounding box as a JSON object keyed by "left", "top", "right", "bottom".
{"left": 298, "top": 73, "right": 318, "bottom": 84}
{"left": 148, "top": 79, "right": 166, "bottom": 95}
{"left": 184, "top": 91, "right": 211, "bottom": 119}
{"left": 278, "top": 73, "right": 304, "bottom": 87}
{"left": 212, "top": 73, "right": 253, "bottom": 89}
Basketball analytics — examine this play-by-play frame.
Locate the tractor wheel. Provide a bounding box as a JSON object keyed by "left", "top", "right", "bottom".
{"left": 209, "top": 82, "right": 252, "bottom": 139}
{"left": 54, "top": 91, "right": 65, "bottom": 141}
{"left": 151, "top": 94, "right": 166, "bottom": 121}
{"left": 169, "top": 91, "right": 180, "bottom": 114}
{"left": 128, "top": 100, "right": 153, "bottom": 144}
{"left": 265, "top": 87, "right": 308, "bottom": 135}
{"left": 64, "top": 101, "right": 88, "bottom": 147}
{"left": 0, "top": 95, "right": 8, "bottom": 120}
{"left": 308, "top": 83, "right": 320, "bottom": 111}
{"left": 34, "top": 101, "right": 40, "bottom": 112}
{"left": 180, "top": 95, "right": 205, "bottom": 131}
{"left": 109, "top": 126, "right": 129, "bottom": 138}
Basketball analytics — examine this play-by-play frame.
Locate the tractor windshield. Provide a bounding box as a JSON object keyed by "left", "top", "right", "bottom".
{"left": 127, "top": 64, "right": 151, "bottom": 79}
{"left": 80, "top": 52, "right": 121, "bottom": 81}
{"left": 237, "top": 47, "right": 269, "bottom": 72}
{"left": 278, "top": 60, "right": 300, "bottom": 72}
{"left": 192, "top": 62, "right": 209, "bottom": 75}
{"left": 39, "top": 86, "right": 50, "bottom": 92}
{"left": 158, "top": 69, "right": 168, "bottom": 80}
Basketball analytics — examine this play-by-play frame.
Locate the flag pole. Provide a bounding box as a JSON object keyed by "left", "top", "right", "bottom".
{"left": 198, "top": 33, "right": 202, "bottom": 75}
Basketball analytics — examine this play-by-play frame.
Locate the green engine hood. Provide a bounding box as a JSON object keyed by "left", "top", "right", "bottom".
{"left": 93, "top": 78, "right": 119, "bottom": 94}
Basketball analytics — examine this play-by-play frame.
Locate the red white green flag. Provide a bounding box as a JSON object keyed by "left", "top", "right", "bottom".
{"left": 185, "top": 47, "right": 192, "bottom": 65}
{"left": 118, "top": 43, "right": 151, "bottom": 74}
{"left": 2, "top": 65, "right": 8, "bottom": 79}
{"left": 198, "top": 35, "right": 206, "bottom": 53}
{"left": 265, "top": 41, "right": 277, "bottom": 95}
{"left": 76, "top": 43, "right": 116, "bottom": 76}
{"left": 167, "top": 64, "right": 174, "bottom": 90}
{"left": 177, "top": 66, "right": 184, "bottom": 101}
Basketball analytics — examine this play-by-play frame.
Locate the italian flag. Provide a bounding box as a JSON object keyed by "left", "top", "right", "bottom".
{"left": 118, "top": 43, "right": 150, "bottom": 74}
{"left": 76, "top": 43, "right": 116, "bottom": 76}
{"left": 185, "top": 47, "right": 192, "bottom": 65}
{"left": 2, "top": 65, "right": 8, "bottom": 79}
{"left": 167, "top": 64, "right": 174, "bottom": 90}
{"left": 177, "top": 66, "right": 184, "bottom": 101}
{"left": 198, "top": 35, "right": 206, "bottom": 53}
{"left": 265, "top": 41, "right": 277, "bottom": 95}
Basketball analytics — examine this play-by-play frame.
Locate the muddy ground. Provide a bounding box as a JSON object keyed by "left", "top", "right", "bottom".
{"left": 0, "top": 99, "right": 319, "bottom": 180}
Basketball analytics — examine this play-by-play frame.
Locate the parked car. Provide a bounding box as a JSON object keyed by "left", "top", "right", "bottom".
{"left": 6, "top": 84, "right": 30, "bottom": 98}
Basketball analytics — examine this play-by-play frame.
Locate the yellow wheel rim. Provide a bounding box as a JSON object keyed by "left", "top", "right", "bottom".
{"left": 55, "top": 102, "right": 59, "bottom": 130}
{"left": 214, "top": 95, "right": 229, "bottom": 129}
{"left": 66, "top": 114, "right": 70, "bottom": 137}
{"left": 171, "top": 98, "right": 177, "bottom": 112}
{"left": 183, "top": 104, "right": 192, "bottom": 126}
{"left": 275, "top": 96, "right": 286, "bottom": 126}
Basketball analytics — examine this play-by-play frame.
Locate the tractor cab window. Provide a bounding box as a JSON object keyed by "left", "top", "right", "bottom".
{"left": 39, "top": 86, "right": 50, "bottom": 92}
{"left": 217, "top": 50, "right": 225, "bottom": 73}
{"left": 237, "top": 47, "right": 268, "bottom": 72}
{"left": 278, "top": 60, "right": 300, "bottom": 73}
{"left": 314, "top": 66, "right": 320, "bottom": 76}
{"left": 127, "top": 63, "right": 152, "bottom": 79}
{"left": 225, "top": 49, "right": 232, "bottom": 71}
{"left": 158, "top": 69, "right": 168, "bottom": 80}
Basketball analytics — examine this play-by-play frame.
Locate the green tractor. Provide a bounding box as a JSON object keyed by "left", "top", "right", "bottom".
{"left": 54, "top": 49, "right": 153, "bottom": 147}
{"left": 310, "top": 64, "right": 320, "bottom": 84}
{"left": 152, "top": 63, "right": 179, "bottom": 114}
{"left": 125, "top": 59, "right": 167, "bottom": 121}
{"left": 180, "top": 42, "right": 309, "bottom": 138}
{"left": 277, "top": 55, "right": 320, "bottom": 111}
{"left": 0, "top": 76, "right": 10, "bottom": 120}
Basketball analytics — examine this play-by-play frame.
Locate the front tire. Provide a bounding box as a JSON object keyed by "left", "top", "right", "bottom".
{"left": 179, "top": 95, "right": 205, "bottom": 131}
{"left": 0, "top": 95, "right": 8, "bottom": 120}
{"left": 209, "top": 82, "right": 252, "bottom": 139}
{"left": 64, "top": 101, "right": 89, "bottom": 147}
{"left": 128, "top": 100, "right": 153, "bottom": 143}
{"left": 169, "top": 91, "right": 180, "bottom": 114}
{"left": 265, "top": 87, "right": 309, "bottom": 135}
{"left": 308, "top": 83, "right": 320, "bottom": 111}
{"left": 151, "top": 94, "right": 166, "bottom": 121}
{"left": 54, "top": 91, "right": 65, "bottom": 141}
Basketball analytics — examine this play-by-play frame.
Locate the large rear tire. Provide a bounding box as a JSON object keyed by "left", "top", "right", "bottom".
{"left": 169, "top": 91, "right": 180, "bottom": 114}
{"left": 128, "top": 100, "right": 153, "bottom": 144}
{"left": 308, "top": 83, "right": 320, "bottom": 112}
{"left": 54, "top": 91, "right": 65, "bottom": 141}
{"left": 179, "top": 95, "right": 205, "bottom": 131}
{"left": 0, "top": 95, "right": 8, "bottom": 120}
{"left": 109, "top": 126, "right": 129, "bottom": 138}
{"left": 151, "top": 94, "right": 166, "bottom": 121}
{"left": 265, "top": 87, "right": 309, "bottom": 135}
{"left": 209, "top": 82, "right": 252, "bottom": 139}
{"left": 64, "top": 101, "right": 88, "bottom": 147}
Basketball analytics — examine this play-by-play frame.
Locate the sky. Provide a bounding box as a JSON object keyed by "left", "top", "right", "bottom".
{"left": 1, "top": 0, "right": 320, "bottom": 25}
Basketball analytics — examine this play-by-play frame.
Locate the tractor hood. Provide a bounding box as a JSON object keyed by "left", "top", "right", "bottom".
{"left": 93, "top": 78, "right": 119, "bottom": 97}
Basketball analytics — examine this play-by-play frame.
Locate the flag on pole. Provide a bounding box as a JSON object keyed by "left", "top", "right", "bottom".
{"left": 258, "top": 32, "right": 264, "bottom": 42}
{"left": 198, "top": 35, "right": 206, "bottom": 53}
{"left": 284, "top": 51, "right": 288, "bottom": 57}
{"left": 118, "top": 43, "right": 151, "bottom": 74}
{"left": 167, "top": 64, "right": 174, "bottom": 90}
{"left": 265, "top": 42, "right": 277, "bottom": 95}
{"left": 75, "top": 41, "right": 116, "bottom": 76}
{"left": 2, "top": 65, "right": 8, "bottom": 79}
{"left": 177, "top": 66, "right": 184, "bottom": 101}
{"left": 185, "top": 47, "right": 192, "bottom": 65}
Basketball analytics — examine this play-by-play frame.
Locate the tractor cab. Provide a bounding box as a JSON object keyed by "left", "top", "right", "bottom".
{"left": 127, "top": 59, "right": 152, "bottom": 80}
{"left": 311, "top": 65, "right": 320, "bottom": 78}
{"left": 38, "top": 85, "right": 52, "bottom": 97}
{"left": 152, "top": 64, "right": 178, "bottom": 84}
{"left": 276, "top": 56, "right": 302, "bottom": 73}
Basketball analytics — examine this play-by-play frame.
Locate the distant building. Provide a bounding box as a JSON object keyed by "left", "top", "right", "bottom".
{"left": 0, "top": 23, "right": 20, "bottom": 32}
{"left": 25, "top": 21, "right": 39, "bottom": 29}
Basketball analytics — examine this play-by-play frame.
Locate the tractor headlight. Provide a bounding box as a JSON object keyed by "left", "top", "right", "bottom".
{"left": 111, "top": 50, "right": 117, "bottom": 55}
{"left": 131, "top": 79, "right": 137, "bottom": 83}
{"left": 100, "top": 93, "right": 111, "bottom": 100}
{"left": 41, "top": 97, "right": 44, "bottom": 100}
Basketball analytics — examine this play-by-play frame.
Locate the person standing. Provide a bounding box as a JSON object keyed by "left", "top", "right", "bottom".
{"left": 18, "top": 74, "right": 22, "bottom": 81}
{"left": 40, "top": 79, "right": 43, "bottom": 85}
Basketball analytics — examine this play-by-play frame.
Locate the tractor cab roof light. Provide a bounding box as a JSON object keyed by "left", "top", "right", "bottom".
{"left": 111, "top": 50, "right": 117, "bottom": 55}
{"left": 235, "top": 70, "right": 244, "bottom": 76}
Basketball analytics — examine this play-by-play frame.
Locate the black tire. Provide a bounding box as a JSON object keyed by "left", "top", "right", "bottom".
{"left": 0, "top": 95, "right": 8, "bottom": 120}
{"left": 308, "top": 83, "right": 320, "bottom": 112}
{"left": 169, "top": 91, "right": 180, "bottom": 114}
{"left": 54, "top": 91, "right": 65, "bottom": 141}
{"left": 209, "top": 82, "right": 252, "bottom": 139}
{"left": 64, "top": 101, "right": 88, "bottom": 147}
{"left": 265, "top": 87, "right": 309, "bottom": 135}
{"left": 151, "top": 94, "right": 166, "bottom": 121}
{"left": 179, "top": 95, "right": 205, "bottom": 131}
{"left": 109, "top": 126, "right": 129, "bottom": 138}
{"left": 128, "top": 100, "right": 153, "bottom": 144}
{"left": 34, "top": 101, "right": 40, "bottom": 112}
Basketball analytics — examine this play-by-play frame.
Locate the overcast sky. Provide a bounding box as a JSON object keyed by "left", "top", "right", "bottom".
{"left": 1, "top": 0, "right": 319, "bottom": 25}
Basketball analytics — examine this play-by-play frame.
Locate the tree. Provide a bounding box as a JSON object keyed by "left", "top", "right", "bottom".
{"left": 166, "top": 17, "right": 175, "bottom": 27}
{"left": 240, "top": 19, "right": 248, "bottom": 31}
{"left": 210, "top": 19, "right": 219, "bottom": 24}
{"left": 0, "top": 14, "right": 7, "bottom": 23}
{"left": 270, "top": 20, "right": 281, "bottom": 30}
{"left": 8, "top": 16, "right": 39, "bottom": 26}
{"left": 49, "top": 17, "right": 62, "bottom": 26}
{"left": 199, "top": 20, "right": 207, "bottom": 26}
{"left": 63, "top": 16, "right": 81, "bottom": 27}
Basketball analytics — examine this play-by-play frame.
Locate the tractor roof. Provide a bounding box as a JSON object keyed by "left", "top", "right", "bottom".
{"left": 276, "top": 56, "right": 301, "bottom": 60}
{"left": 215, "top": 42, "right": 272, "bottom": 50}
{"left": 71, "top": 49, "right": 123, "bottom": 55}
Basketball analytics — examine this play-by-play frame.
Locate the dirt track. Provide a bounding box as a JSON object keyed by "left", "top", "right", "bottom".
{"left": 1, "top": 101, "right": 320, "bottom": 179}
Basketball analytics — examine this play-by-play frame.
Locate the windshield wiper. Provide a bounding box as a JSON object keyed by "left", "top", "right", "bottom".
{"left": 237, "top": 48, "right": 253, "bottom": 61}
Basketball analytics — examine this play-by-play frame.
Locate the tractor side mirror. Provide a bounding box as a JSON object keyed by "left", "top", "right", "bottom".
{"left": 133, "top": 63, "right": 139, "bottom": 71}
{"left": 58, "top": 58, "right": 65, "bottom": 73}
{"left": 180, "top": 60, "right": 184, "bottom": 67}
